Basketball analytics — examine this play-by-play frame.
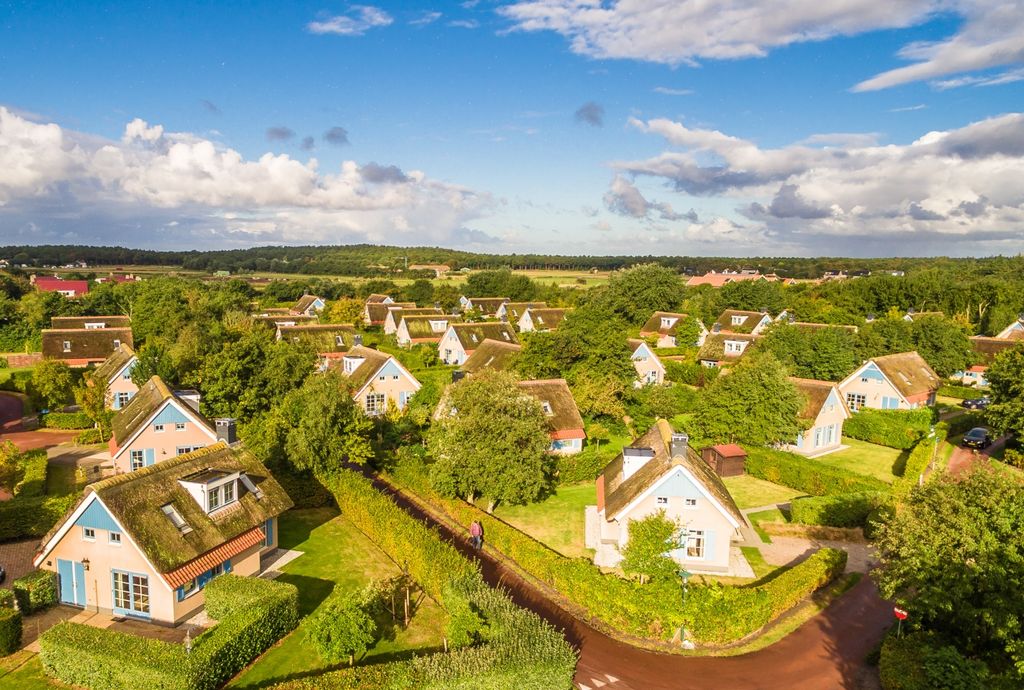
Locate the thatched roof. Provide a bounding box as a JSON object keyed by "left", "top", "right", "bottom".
{"left": 389, "top": 307, "right": 444, "bottom": 326}
{"left": 502, "top": 302, "right": 547, "bottom": 320}
{"left": 42, "top": 443, "right": 292, "bottom": 574}
{"left": 366, "top": 301, "right": 416, "bottom": 324}
{"left": 517, "top": 379, "right": 584, "bottom": 437}
{"left": 277, "top": 323, "right": 357, "bottom": 351}
{"left": 524, "top": 308, "right": 568, "bottom": 330}
{"left": 292, "top": 295, "right": 323, "bottom": 313}
{"left": 788, "top": 322, "right": 859, "bottom": 333}
{"left": 460, "top": 338, "right": 522, "bottom": 374}
{"left": 254, "top": 314, "right": 319, "bottom": 328}
{"left": 464, "top": 297, "right": 509, "bottom": 315}
{"left": 904, "top": 310, "right": 945, "bottom": 321}
{"left": 698, "top": 333, "right": 758, "bottom": 361}
{"left": 365, "top": 293, "right": 392, "bottom": 304}
{"left": 111, "top": 376, "right": 213, "bottom": 446}
{"left": 970, "top": 336, "right": 1021, "bottom": 365}
{"left": 449, "top": 322, "right": 518, "bottom": 350}
{"left": 41, "top": 327, "right": 134, "bottom": 361}
{"left": 91, "top": 343, "right": 137, "bottom": 385}
{"left": 872, "top": 351, "right": 939, "bottom": 398}
{"left": 51, "top": 315, "right": 130, "bottom": 329}
{"left": 712, "top": 309, "right": 769, "bottom": 334}
{"left": 600, "top": 419, "right": 745, "bottom": 526}
{"left": 639, "top": 311, "right": 689, "bottom": 337}
{"left": 789, "top": 377, "right": 847, "bottom": 420}
{"left": 401, "top": 314, "right": 461, "bottom": 340}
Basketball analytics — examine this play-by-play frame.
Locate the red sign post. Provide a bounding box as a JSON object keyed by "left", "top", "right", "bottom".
{"left": 894, "top": 607, "right": 908, "bottom": 637}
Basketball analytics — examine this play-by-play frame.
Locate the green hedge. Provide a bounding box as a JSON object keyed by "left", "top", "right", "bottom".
{"left": 945, "top": 412, "right": 985, "bottom": 436}
{"left": 790, "top": 492, "right": 886, "bottom": 528}
{"left": 13, "top": 448, "right": 48, "bottom": 499}
{"left": 42, "top": 411, "right": 94, "bottom": 429}
{"left": 387, "top": 456, "right": 847, "bottom": 646}
{"left": 843, "top": 408, "right": 934, "bottom": 450}
{"left": 0, "top": 606, "right": 22, "bottom": 655}
{"left": 745, "top": 446, "right": 890, "bottom": 496}
{"left": 938, "top": 384, "right": 986, "bottom": 400}
{"left": 39, "top": 574, "right": 299, "bottom": 690}
{"left": 75, "top": 428, "right": 105, "bottom": 444}
{"left": 13, "top": 570, "right": 58, "bottom": 614}
{"left": 893, "top": 425, "right": 947, "bottom": 499}
{"left": 0, "top": 589, "right": 15, "bottom": 608}
{"left": 554, "top": 448, "right": 607, "bottom": 484}
{"left": 879, "top": 633, "right": 988, "bottom": 690}
{"left": 0, "top": 493, "right": 78, "bottom": 542}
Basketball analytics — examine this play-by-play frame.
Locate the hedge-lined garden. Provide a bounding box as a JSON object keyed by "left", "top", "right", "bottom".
{"left": 386, "top": 456, "right": 847, "bottom": 647}
{"left": 39, "top": 575, "right": 299, "bottom": 690}
{"left": 267, "top": 468, "right": 578, "bottom": 690}
{"left": 41, "top": 410, "right": 94, "bottom": 429}
{"left": 0, "top": 447, "right": 80, "bottom": 542}
{"left": 842, "top": 408, "right": 934, "bottom": 450}
{"left": 0, "top": 590, "right": 21, "bottom": 655}
{"left": 744, "top": 447, "right": 890, "bottom": 496}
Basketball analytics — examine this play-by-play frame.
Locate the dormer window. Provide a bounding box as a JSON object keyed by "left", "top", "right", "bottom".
{"left": 63, "top": 340, "right": 72, "bottom": 352}
{"left": 429, "top": 320, "right": 446, "bottom": 332}
{"left": 471, "top": 334, "right": 479, "bottom": 343}
{"left": 343, "top": 356, "right": 364, "bottom": 374}
{"left": 335, "top": 335, "right": 344, "bottom": 346}
{"left": 113, "top": 339, "right": 121, "bottom": 349}
{"left": 161, "top": 504, "right": 192, "bottom": 534}
{"left": 661, "top": 317, "right": 676, "bottom": 328}
{"left": 731, "top": 315, "right": 745, "bottom": 326}
{"left": 180, "top": 469, "right": 241, "bottom": 514}
{"left": 541, "top": 401, "right": 553, "bottom": 416}
{"left": 501, "top": 332, "right": 510, "bottom": 341}
{"left": 85, "top": 322, "right": 105, "bottom": 329}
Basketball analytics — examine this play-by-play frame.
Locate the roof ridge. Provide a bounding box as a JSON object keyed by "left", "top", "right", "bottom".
{"left": 91, "top": 442, "right": 229, "bottom": 493}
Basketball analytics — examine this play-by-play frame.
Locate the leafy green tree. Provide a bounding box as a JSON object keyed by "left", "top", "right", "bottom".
{"left": 619, "top": 510, "right": 680, "bottom": 584}
{"left": 427, "top": 370, "right": 553, "bottom": 511}
{"left": 324, "top": 298, "right": 364, "bottom": 325}
{"left": 401, "top": 279, "right": 434, "bottom": 306}
{"left": 671, "top": 315, "right": 705, "bottom": 348}
{"left": 857, "top": 316, "right": 914, "bottom": 358}
{"left": 601, "top": 263, "right": 685, "bottom": 324}
{"left": 432, "top": 283, "right": 462, "bottom": 312}
{"left": 281, "top": 369, "right": 374, "bottom": 476}
{"left": 587, "top": 422, "right": 610, "bottom": 451}
{"left": 0, "top": 441, "right": 21, "bottom": 491}
{"left": 909, "top": 315, "right": 973, "bottom": 378}
{"left": 571, "top": 373, "right": 627, "bottom": 420}
{"left": 307, "top": 588, "right": 378, "bottom": 666}
{"left": 692, "top": 352, "right": 807, "bottom": 445}
{"left": 985, "top": 344, "right": 1024, "bottom": 438}
{"left": 464, "top": 269, "right": 536, "bottom": 301}
{"left": 760, "top": 323, "right": 859, "bottom": 381}
{"left": 131, "top": 342, "right": 179, "bottom": 388}
{"left": 718, "top": 279, "right": 786, "bottom": 315}
{"left": 74, "top": 375, "right": 113, "bottom": 441}
{"left": 32, "top": 359, "right": 73, "bottom": 409}
{"left": 873, "top": 467, "right": 1024, "bottom": 677}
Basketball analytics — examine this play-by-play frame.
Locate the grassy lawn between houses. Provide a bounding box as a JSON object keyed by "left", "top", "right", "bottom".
{"left": 489, "top": 482, "right": 597, "bottom": 559}
{"left": 819, "top": 439, "right": 905, "bottom": 484}
{"left": 230, "top": 508, "right": 447, "bottom": 688}
{"left": 721, "top": 475, "right": 805, "bottom": 510}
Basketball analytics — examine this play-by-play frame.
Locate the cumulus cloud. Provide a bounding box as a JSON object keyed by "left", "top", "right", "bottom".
{"left": 501, "top": 1, "right": 1024, "bottom": 92}
{"left": 603, "top": 175, "right": 697, "bottom": 222}
{"left": 307, "top": 6, "right": 393, "bottom": 36}
{"left": 610, "top": 112, "right": 1024, "bottom": 248}
{"left": 266, "top": 126, "right": 295, "bottom": 141}
{"left": 323, "top": 126, "right": 350, "bottom": 146}
{"left": 574, "top": 101, "right": 604, "bottom": 127}
{"left": 0, "top": 106, "right": 492, "bottom": 248}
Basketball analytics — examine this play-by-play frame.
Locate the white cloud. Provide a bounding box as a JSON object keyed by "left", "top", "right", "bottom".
{"left": 410, "top": 11, "right": 442, "bottom": 26}
{"left": 307, "top": 6, "right": 393, "bottom": 36}
{"left": 448, "top": 19, "right": 480, "bottom": 29}
{"left": 608, "top": 113, "right": 1024, "bottom": 248}
{"left": 931, "top": 66, "right": 1024, "bottom": 90}
{"left": 501, "top": 1, "right": 1024, "bottom": 92}
{"left": 0, "top": 107, "right": 493, "bottom": 247}
{"left": 653, "top": 86, "right": 694, "bottom": 96}
{"left": 890, "top": 104, "right": 928, "bottom": 112}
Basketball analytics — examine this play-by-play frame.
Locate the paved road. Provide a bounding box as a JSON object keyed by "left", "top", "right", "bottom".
{"left": 948, "top": 435, "right": 1010, "bottom": 475}
{"left": 382, "top": 482, "right": 892, "bottom": 690}
{"left": 0, "top": 427, "right": 79, "bottom": 452}
{"left": 0, "top": 393, "right": 23, "bottom": 429}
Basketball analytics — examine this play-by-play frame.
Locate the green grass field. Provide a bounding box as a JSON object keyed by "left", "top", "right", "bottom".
{"left": 721, "top": 474, "right": 805, "bottom": 510}
{"left": 820, "top": 439, "right": 905, "bottom": 483}
{"left": 229, "top": 508, "right": 447, "bottom": 687}
{"left": 490, "top": 482, "right": 596, "bottom": 558}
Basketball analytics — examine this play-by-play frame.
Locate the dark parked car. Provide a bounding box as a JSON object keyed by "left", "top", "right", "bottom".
{"left": 961, "top": 396, "right": 991, "bottom": 410}
{"left": 0, "top": 564, "right": 5, "bottom": 584}
{"left": 963, "top": 427, "right": 992, "bottom": 449}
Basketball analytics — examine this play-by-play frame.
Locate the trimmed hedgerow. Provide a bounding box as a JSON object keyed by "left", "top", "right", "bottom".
{"left": 75, "top": 428, "right": 105, "bottom": 444}
{"left": 893, "top": 424, "right": 947, "bottom": 499}
{"left": 39, "top": 574, "right": 299, "bottom": 690}
{"left": 387, "top": 456, "right": 847, "bottom": 646}
{"left": 41, "top": 411, "right": 94, "bottom": 430}
{"left": 790, "top": 492, "right": 887, "bottom": 528}
{"left": 945, "top": 412, "right": 985, "bottom": 437}
{"left": 745, "top": 446, "right": 889, "bottom": 496}
{"left": 0, "top": 493, "right": 78, "bottom": 542}
{"left": 13, "top": 570, "right": 58, "bottom": 614}
{"left": 843, "top": 408, "right": 933, "bottom": 450}
{"left": 879, "top": 632, "right": 989, "bottom": 690}
{"left": 0, "top": 605, "right": 23, "bottom": 655}
{"left": 937, "top": 383, "right": 986, "bottom": 400}
{"left": 12, "top": 448, "right": 48, "bottom": 499}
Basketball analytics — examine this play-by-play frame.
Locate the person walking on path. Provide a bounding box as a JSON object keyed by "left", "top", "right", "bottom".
{"left": 469, "top": 520, "right": 483, "bottom": 550}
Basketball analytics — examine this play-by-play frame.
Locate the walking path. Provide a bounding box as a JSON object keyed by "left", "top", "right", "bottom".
{"left": 740, "top": 504, "right": 875, "bottom": 574}
{"left": 380, "top": 481, "right": 892, "bottom": 690}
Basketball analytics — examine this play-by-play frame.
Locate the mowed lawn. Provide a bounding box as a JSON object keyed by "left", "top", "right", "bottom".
{"left": 229, "top": 508, "right": 447, "bottom": 688}
{"left": 492, "top": 482, "right": 596, "bottom": 558}
{"left": 819, "top": 439, "right": 905, "bottom": 483}
{"left": 722, "top": 475, "right": 805, "bottom": 510}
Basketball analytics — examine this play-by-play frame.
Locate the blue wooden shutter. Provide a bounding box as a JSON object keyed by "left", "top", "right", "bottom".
{"left": 176, "top": 586, "right": 185, "bottom": 602}
{"left": 223, "top": 559, "right": 233, "bottom": 574}
{"left": 264, "top": 518, "right": 274, "bottom": 546}
{"left": 704, "top": 530, "right": 716, "bottom": 561}
{"left": 144, "top": 448, "right": 155, "bottom": 466}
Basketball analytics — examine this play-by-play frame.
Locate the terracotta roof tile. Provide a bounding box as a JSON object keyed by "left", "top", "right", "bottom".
{"left": 163, "top": 526, "right": 265, "bottom": 588}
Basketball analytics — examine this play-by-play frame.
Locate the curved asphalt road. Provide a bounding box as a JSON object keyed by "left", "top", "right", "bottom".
{"left": 384, "top": 484, "right": 893, "bottom": 690}
{"left": 0, "top": 392, "right": 23, "bottom": 429}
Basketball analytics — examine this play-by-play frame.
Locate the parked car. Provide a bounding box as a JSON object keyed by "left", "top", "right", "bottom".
{"left": 963, "top": 427, "right": 992, "bottom": 449}
{"left": 0, "top": 564, "right": 5, "bottom": 584}
{"left": 961, "top": 396, "right": 991, "bottom": 410}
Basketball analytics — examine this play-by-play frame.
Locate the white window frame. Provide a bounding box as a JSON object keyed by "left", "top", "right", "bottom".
{"left": 683, "top": 498, "right": 698, "bottom": 510}
{"left": 175, "top": 422, "right": 186, "bottom": 432}
{"left": 83, "top": 527, "right": 96, "bottom": 541}
{"left": 655, "top": 496, "right": 669, "bottom": 505}
{"left": 109, "top": 531, "right": 122, "bottom": 546}
{"left": 846, "top": 393, "right": 866, "bottom": 411}
{"left": 130, "top": 450, "right": 145, "bottom": 471}
{"left": 685, "top": 529, "right": 705, "bottom": 559}
{"left": 208, "top": 486, "right": 221, "bottom": 511}
{"left": 62, "top": 340, "right": 72, "bottom": 352}
{"left": 365, "top": 393, "right": 386, "bottom": 415}
{"left": 731, "top": 315, "right": 744, "bottom": 326}
{"left": 117, "top": 392, "right": 132, "bottom": 407}
{"left": 154, "top": 424, "right": 165, "bottom": 433}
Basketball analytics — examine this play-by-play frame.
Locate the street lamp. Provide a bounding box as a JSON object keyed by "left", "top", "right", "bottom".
{"left": 678, "top": 569, "right": 693, "bottom": 649}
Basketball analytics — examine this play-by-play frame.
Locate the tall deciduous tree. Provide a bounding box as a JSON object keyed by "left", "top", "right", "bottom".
{"left": 601, "top": 263, "right": 685, "bottom": 324}
{"left": 74, "top": 375, "right": 113, "bottom": 441}
{"left": 692, "top": 352, "right": 806, "bottom": 446}
{"left": 323, "top": 298, "right": 364, "bottom": 325}
{"left": 131, "top": 342, "right": 179, "bottom": 388}
{"left": 32, "top": 359, "right": 73, "bottom": 409}
{"left": 619, "top": 510, "right": 680, "bottom": 584}
{"left": 908, "top": 315, "right": 973, "bottom": 378}
{"left": 307, "top": 588, "right": 378, "bottom": 666}
{"left": 760, "top": 323, "right": 859, "bottom": 381}
{"left": 985, "top": 344, "right": 1024, "bottom": 438}
{"left": 873, "top": 467, "right": 1024, "bottom": 677}
{"left": 427, "top": 370, "right": 553, "bottom": 511}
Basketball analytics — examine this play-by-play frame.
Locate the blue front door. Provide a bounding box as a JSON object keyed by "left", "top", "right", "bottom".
{"left": 57, "top": 559, "right": 86, "bottom": 606}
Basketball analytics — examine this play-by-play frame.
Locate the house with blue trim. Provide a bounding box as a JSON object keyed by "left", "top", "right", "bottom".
{"left": 784, "top": 378, "right": 850, "bottom": 457}
{"left": 33, "top": 443, "right": 292, "bottom": 625}
{"left": 90, "top": 342, "right": 139, "bottom": 410}
{"left": 108, "top": 376, "right": 222, "bottom": 474}
{"left": 334, "top": 345, "right": 422, "bottom": 416}
{"left": 838, "top": 351, "right": 939, "bottom": 411}
{"left": 586, "top": 420, "right": 748, "bottom": 575}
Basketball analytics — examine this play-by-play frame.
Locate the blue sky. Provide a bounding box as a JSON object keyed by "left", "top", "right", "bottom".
{"left": 1, "top": 1, "right": 1023, "bottom": 256}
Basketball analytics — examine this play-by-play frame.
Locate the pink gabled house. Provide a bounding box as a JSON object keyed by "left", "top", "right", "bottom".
{"left": 108, "top": 376, "right": 222, "bottom": 474}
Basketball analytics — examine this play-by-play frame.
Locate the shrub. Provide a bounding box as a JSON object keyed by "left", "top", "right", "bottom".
{"left": 554, "top": 447, "right": 607, "bottom": 484}
{"left": 75, "top": 428, "right": 105, "bottom": 444}
{"left": 843, "top": 408, "right": 934, "bottom": 449}
{"left": 893, "top": 425, "right": 947, "bottom": 499}
{"left": 0, "top": 357, "right": 7, "bottom": 369}
{"left": 879, "top": 632, "right": 988, "bottom": 690}
{"left": 1003, "top": 448, "right": 1024, "bottom": 469}
{"left": 664, "top": 360, "right": 718, "bottom": 387}
{"left": 938, "top": 383, "right": 986, "bottom": 400}
{"left": 0, "top": 606, "right": 23, "bottom": 655}
{"left": 39, "top": 575, "right": 299, "bottom": 690}
{"left": 307, "top": 588, "right": 378, "bottom": 666}
{"left": 790, "top": 492, "right": 887, "bottom": 528}
{"left": 0, "top": 589, "right": 15, "bottom": 608}
{"left": 42, "top": 411, "right": 94, "bottom": 430}
{"left": 945, "top": 412, "right": 985, "bottom": 436}
{"left": 12, "top": 448, "right": 48, "bottom": 498}
{"left": 745, "top": 446, "right": 890, "bottom": 496}
{"left": 13, "top": 570, "right": 58, "bottom": 614}
{"left": 0, "top": 493, "right": 78, "bottom": 541}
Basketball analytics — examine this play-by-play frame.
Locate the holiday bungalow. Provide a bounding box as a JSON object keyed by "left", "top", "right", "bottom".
{"left": 90, "top": 343, "right": 139, "bottom": 410}
{"left": 639, "top": 311, "right": 708, "bottom": 348}
{"left": 995, "top": 317, "right": 1024, "bottom": 340}
{"left": 518, "top": 307, "right": 569, "bottom": 333}
{"left": 629, "top": 338, "right": 666, "bottom": 386}
{"left": 838, "top": 351, "right": 939, "bottom": 412}
{"left": 458, "top": 296, "right": 510, "bottom": 317}
{"left": 276, "top": 323, "right": 357, "bottom": 353}
{"left": 42, "top": 327, "right": 134, "bottom": 367}
{"left": 784, "top": 378, "right": 850, "bottom": 456}
{"left": 458, "top": 339, "right": 522, "bottom": 375}
{"left": 336, "top": 345, "right": 421, "bottom": 416}
{"left": 384, "top": 307, "right": 443, "bottom": 335}
{"left": 254, "top": 314, "right": 319, "bottom": 329}
{"left": 711, "top": 309, "right": 774, "bottom": 335}
{"left": 697, "top": 333, "right": 758, "bottom": 367}
{"left": 51, "top": 316, "right": 131, "bottom": 330}
{"left": 438, "top": 322, "right": 518, "bottom": 366}
{"left": 396, "top": 314, "right": 461, "bottom": 347}
{"left": 364, "top": 301, "right": 416, "bottom": 327}
{"left": 291, "top": 294, "right": 326, "bottom": 317}
{"left": 33, "top": 443, "right": 291, "bottom": 625}
{"left": 956, "top": 337, "right": 1021, "bottom": 387}
{"left": 517, "top": 379, "right": 586, "bottom": 455}
{"left": 34, "top": 276, "right": 89, "bottom": 298}
{"left": 497, "top": 301, "right": 546, "bottom": 323}
{"left": 586, "top": 420, "right": 748, "bottom": 574}
{"left": 109, "top": 377, "right": 221, "bottom": 474}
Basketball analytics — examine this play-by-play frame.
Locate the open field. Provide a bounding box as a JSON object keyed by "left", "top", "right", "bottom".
{"left": 822, "top": 439, "right": 905, "bottom": 483}
{"left": 490, "top": 481, "right": 597, "bottom": 559}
